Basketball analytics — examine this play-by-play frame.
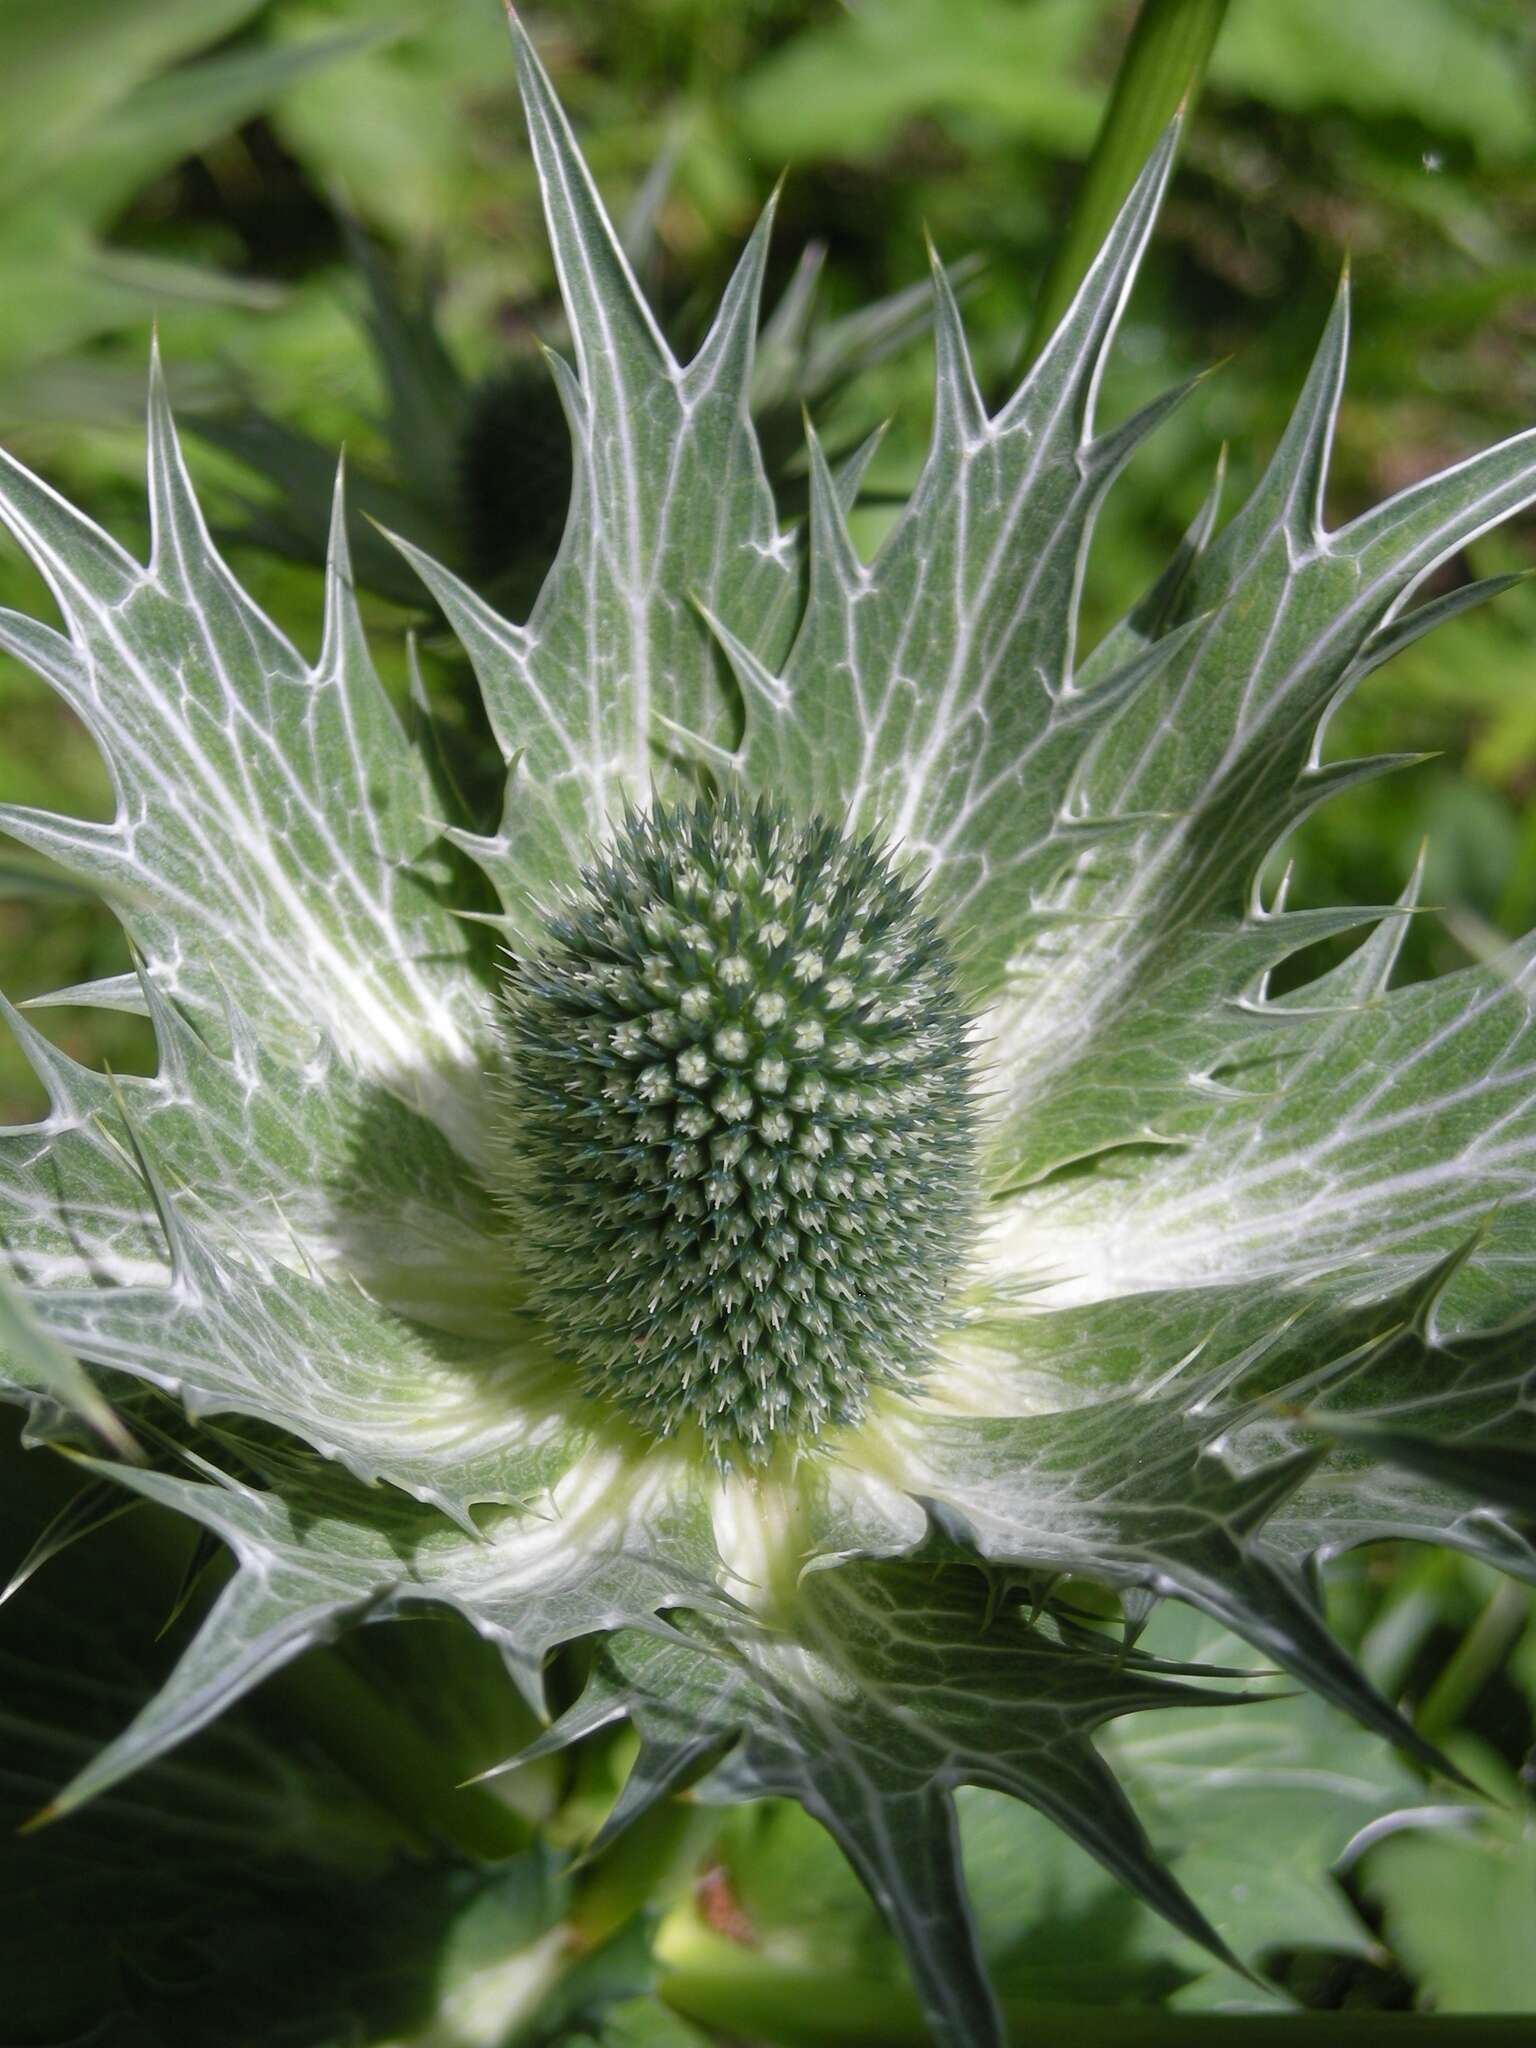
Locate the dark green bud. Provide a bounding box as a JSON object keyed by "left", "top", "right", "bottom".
{"left": 498, "top": 795, "right": 976, "bottom": 1463}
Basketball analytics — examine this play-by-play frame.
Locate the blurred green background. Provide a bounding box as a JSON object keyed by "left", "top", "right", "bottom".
{"left": 1, "top": 0, "right": 1534, "bottom": 2020}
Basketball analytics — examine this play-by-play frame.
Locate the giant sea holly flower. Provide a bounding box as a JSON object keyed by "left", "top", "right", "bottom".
{"left": 3, "top": 18, "right": 1536, "bottom": 2044}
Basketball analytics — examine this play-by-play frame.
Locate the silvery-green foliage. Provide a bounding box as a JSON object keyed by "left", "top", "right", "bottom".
{"left": 3, "top": 15, "right": 1536, "bottom": 2044}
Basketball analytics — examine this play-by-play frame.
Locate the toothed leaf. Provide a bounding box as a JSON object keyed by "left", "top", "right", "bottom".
{"left": 38, "top": 1441, "right": 723, "bottom": 1819}
{"left": 519, "top": 1561, "right": 1254, "bottom": 2048}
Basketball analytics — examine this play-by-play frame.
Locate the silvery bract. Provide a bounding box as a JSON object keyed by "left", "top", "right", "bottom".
{"left": 3, "top": 17, "right": 1535, "bottom": 2045}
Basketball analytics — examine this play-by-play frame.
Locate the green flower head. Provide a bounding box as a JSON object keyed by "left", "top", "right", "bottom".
{"left": 498, "top": 792, "right": 977, "bottom": 1460}
{"left": 3, "top": 15, "right": 1536, "bottom": 2044}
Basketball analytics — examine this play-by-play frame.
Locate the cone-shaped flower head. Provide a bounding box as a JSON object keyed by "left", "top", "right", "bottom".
{"left": 499, "top": 794, "right": 976, "bottom": 1459}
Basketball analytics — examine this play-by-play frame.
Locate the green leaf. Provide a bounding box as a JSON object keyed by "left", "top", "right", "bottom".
{"left": 729, "top": 125, "right": 1188, "bottom": 1004}
{"left": 705, "top": 1595, "right": 1418, "bottom": 2014}
{"left": 1100, "top": 1607, "right": 1423, "bottom": 2005}
{"left": 1358, "top": 1742, "right": 1536, "bottom": 2014}
{"left": 16, "top": 1169, "right": 571, "bottom": 1518}
{"left": 0, "top": 1440, "right": 582, "bottom": 2048}
{"left": 1025, "top": 0, "right": 1229, "bottom": 363}
{"left": 597, "top": 1998, "right": 715, "bottom": 2048}
{"left": 267, "top": 0, "right": 515, "bottom": 247}
{"left": 734, "top": 0, "right": 1102, "bottom": 163}
{"left": 983, "top": 279, "right": 1536, "bottom": 1196}
{"left": 34, "top": 1438, "right": 724, "bottom": 1819}
{"left": 40, "top": 27, "right": 393, "bottom": 229}
{"left": 692, "top": 1608, "right": 1418, "bottom": 2017}
{"left": 404, "top": 17, "right": 800, "bottom": 950}
{"left": 507, "top": 1561, "right": 1256, "bottom": 2048}
{"left": 1317, "top": 1406, "right": 1536, "bottom": 1526}
{"left": 1213, "top": 0, "right": 1536, "bottom": 165}
{"left": 0, "top": 393, "right": 492, "bottom": 1141}
{"left": 988, "top": 928, "right": 1536, "bottom": 1326}
{"left": 874, "top": 1258, "right": 1536, "bottom": 1759}
{"left": 0, "top": 0, "right": 266, "bottom": 206}
{"left": 190, "top": 401, "right": 445, "bottom": 607}
{"left": 0, "top": 964, "right": 506, "bottom": 1341}
{"left": 0, "top": 1264, "right": 135, "bottom": 1457}
{"left": 0, "top": 3, "right": 376, "bottom": 377}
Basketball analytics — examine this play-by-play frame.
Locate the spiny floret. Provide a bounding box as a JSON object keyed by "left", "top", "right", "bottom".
{"left": 498, "top": 794, "right": 977, "bottom": 1462}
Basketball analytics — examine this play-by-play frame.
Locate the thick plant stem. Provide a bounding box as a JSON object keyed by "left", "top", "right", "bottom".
{"left": 1024, "top": 0, "right": 1228, "bottom": 362}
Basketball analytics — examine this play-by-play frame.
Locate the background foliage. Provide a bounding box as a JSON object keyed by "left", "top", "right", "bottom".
{"left": 2, "top": 0, "right": 1534, "bottom": 2030}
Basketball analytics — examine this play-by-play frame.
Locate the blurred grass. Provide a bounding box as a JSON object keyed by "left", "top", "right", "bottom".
{"left": 1, "top": 0, "right": 1533, "bottom": 1123}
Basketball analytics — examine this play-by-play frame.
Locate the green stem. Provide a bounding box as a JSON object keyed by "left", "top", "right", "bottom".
{"left": 1024, "top": 0, "right": 1229, "bottom": 363}
{"left": 568, "top": 1800, "right": 719, "bottom": 1949}
{"left": 657, "top": 1921, "right": 1536, "bottom": 2048}
{"left": 1414, "top": 1576, "right": 1531, "bottom": 1748}
{"left": 264, "top": 1647, "right": 533, "bottom": 1864}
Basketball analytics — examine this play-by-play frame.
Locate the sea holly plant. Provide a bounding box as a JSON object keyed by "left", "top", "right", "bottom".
{"left": 2, "top": 13, "right": 1536, "bottom": 2045}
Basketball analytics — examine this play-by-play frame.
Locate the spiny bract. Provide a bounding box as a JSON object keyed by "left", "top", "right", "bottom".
{"left": 2, "top": 13, "right": 1536, "bottom": 2048}
{"left": 499, "top": 794, "right": 975, "bottom": 1458}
